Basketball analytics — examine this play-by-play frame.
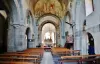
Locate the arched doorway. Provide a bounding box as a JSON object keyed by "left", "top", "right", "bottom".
{"left": 25, "top": 28, "right": 31, "bottom": 48}
{"left": 0, "top": 14, "right": 8, "bottom": 53}
{"left": 37, "top": 14, "right": 61, "bottom": 47}
{"left": 42, "top": 23, "right": 56, "bottom": 47}
{"left": 87, "top": 32, "right": 95, "bottom": 55}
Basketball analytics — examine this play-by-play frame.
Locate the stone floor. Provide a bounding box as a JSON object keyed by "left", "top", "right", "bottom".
{"left": 40, "top": 52, "right": 78, "bottom": 64}
{"left": 41, "top": 52, "right": 54, "bottom": 64}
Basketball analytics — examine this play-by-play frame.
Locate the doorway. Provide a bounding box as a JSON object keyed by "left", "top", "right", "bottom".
{"left": 25, "top": 28, "right": 31, "bottom": 48}
{"left": 42, "top": 23, "right": 56, "bottom": 47}
{"left": 0, "top": 14, "right": 8, "bottom": 53}
{"left": 87, "top": 32, "right": 95, "bottom": 55}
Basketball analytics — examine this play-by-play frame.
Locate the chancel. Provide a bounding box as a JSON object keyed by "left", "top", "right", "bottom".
{"left": 0, "top": 0, "right": 100, "bottom": 64}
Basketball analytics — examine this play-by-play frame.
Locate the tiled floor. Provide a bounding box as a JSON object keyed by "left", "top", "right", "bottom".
{"left": 41, "top": 52, "right": 54, "bottom": 64}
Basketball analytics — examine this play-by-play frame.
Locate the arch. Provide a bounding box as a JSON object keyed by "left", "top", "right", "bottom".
{"left": 0, "top": 0, "right": 11, "bottom": 13}
{"left": 87, "top": 32, "right": 94, "bottom": 46}
{"left": 65, "top": 11, "right": 71, "bottom": 22}
{"left": 36, "top": 13, "right": 61, "bottom": 26}
{"left": 42, "top": 23, "right": 56, "bottom": 46}
{"left": 26, "top": 10, "right": 33, "bottom": 24}
{"left": 38, "top": 20, "right": 58, "bottom": 31}
{"left": 37, "top": 14, "right": 61, "bottom": 47}
{"left": 25, "top": 27, "right": 31, "bottom": 48}
{"left": 0, "top": 13, "right": 5, "bottom": 19}
{"left": 87, "top": 32, "right": 95, "bottom": 55}
{"left": 26, "top": 10, "right": 32, "bottom": 17}
{"left": 0, "top": 13, "right": 8, "bottom": 53}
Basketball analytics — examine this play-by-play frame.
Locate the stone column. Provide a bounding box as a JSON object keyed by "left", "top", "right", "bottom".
{"left": 38, "top": 30, "right": 42, "bottom": 44}
{"left": 28, "top": 16, "right": 35, "bottom": 48}
{"left": 33, "top": 19, "right": 38, "bottom": 47}
{"left": 14, "top": 25, "right": 25, "bottom": 51}
{"left": 73, "top": 0, "right": 82, "bottom": 50}
{"left": 7, "top": 24, "right": 26, "bottom": 52}
{"left": 56, "top": 27, "right": 59, "bottom": 46}
{"left": 7, "top": 1, "right": 20, "bottom": 52}
{"left": 7, "top": 23, "right": 16, "bottom": 52}
{"left": 28, "top": 31, "right": 34, "bottom": 48}
{"left": 60, "top": 20, "right": 65, "bottom": 47}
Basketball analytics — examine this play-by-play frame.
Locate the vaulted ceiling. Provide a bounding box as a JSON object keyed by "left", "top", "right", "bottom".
{"left": 28, "top": 0, "right": 69, "bottom": 18}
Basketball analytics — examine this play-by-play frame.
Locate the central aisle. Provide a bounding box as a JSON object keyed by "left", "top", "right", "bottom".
{"left": 41, "top": 52, "right": 54, "bottom": 64}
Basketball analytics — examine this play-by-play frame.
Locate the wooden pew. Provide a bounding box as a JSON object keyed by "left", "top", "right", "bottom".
{"left": 24, "top": 48, "right": 44, "bottom": 57}
{"left": 5, "top": 52, "right": 42, "bottom": 58}
{"left": 0, "top": 61, "right": 34, "bottom": 64}
{"left": 0, "top": 53, "right": 41, "bottom": 64}
{"left": 60, "top": 54, "right": 100, "bottom": 64}
{"left": 0, "top": 57, "right": 38, "bottom": 63}
{"left": 0, "top": 54, "right": 40, "bottom": 57}
{"left": 5, "top": 48, "right": 44, "bottom": 58}
{"left": 51, "top": 47, "right": 80, "bottom": 56}
{"left": 51, "top": 47, "right": 69, "bottom": 55}
{"left": 0, "top": 48, "right": 45, "bottom": 64}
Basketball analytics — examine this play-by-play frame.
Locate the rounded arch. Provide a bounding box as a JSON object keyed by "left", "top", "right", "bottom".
{"left": 0, "top": 13, "right": 5, "bottom": 19}
{"left": 26, "top": 10, "right": 34, "bottom": 25}
{"left": 36, "top": 13, "right": 61, "bottom": 26}
{"left": 87, "top": 32, "right": 95, "bottom": 55}
{"left": 37, "top": 14, "right": 61, "bottom": 47}
{"left": 0, "top": 13, "right": 8, "bottom": 53}
{"left": 64, "top": 11, "right": 73, "bottom": 36}
{"left": 38, "top": 20, "right": 58, "bottom": 31}
{"left": 42, "top": 23, "right": 56, "bottom": 45}
{"left": 26, "top": 10, "right": 32, "bottom": 17}
{"left": 87, "top": 32, "right": 94, "bottom": 46}
{"left": 25, "top": 27, "right": 31, "bottom": 48}
{"left": 65, "top": 11, "right": 71, "bottom": 22}
{"left": 26, "top": 10, "right": 33, "bottom": 19}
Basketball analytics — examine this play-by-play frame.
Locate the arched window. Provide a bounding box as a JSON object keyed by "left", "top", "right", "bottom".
{"left": 27, "top": 11, "right": 32, "bottom": 24}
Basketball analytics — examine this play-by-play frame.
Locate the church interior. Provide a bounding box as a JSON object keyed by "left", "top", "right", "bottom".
{"left": 0, "top": 0, "right": 100, "bottom": 64}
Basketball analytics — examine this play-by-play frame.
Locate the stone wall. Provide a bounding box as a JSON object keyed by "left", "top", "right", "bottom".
{"left": 73, "top": 0, "right": 100, "bottom": 54}
{"left": 7, "top": 0, "right": 35, "bottom": 52}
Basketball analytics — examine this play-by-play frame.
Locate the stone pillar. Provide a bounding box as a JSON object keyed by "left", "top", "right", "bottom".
{"left": 8, "top": 24, "right": 26, "bottom": 52}
{"left": 28, "top": 31, "right": 34, "bottom": 48}
{"left": 38, "top": 30, "right": 42, "bottom": 44}
{"left": 7, "top": 23, "right": 16, "bottom": 52}
{"left": 36, "top": 26, "right": 39, "bottom": 46}
{"left": 60, "top": 20, "right": 65, "bottom": 47}
{"left": 81, "top": 31, "right": 88, "bottom": 55}
{"left": 73, "top": 0, "right": 82, "bottom": 50}
{"left": 33, "top": 19, "right": 38, "bottom": 47}
{"left": 14, "top": 25, "right": 25, "bottom": 51}
{"left": 59, "top": 21, "right": 63, "bottom": 47}
{"left": 26, "top": 15, "right": 35, "bottom": 48}
{"left": 56, "top": 27, "right": 60, "bottom": 46}
{"left": 7, "top": 1, "right": 20, "bottom": 52}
